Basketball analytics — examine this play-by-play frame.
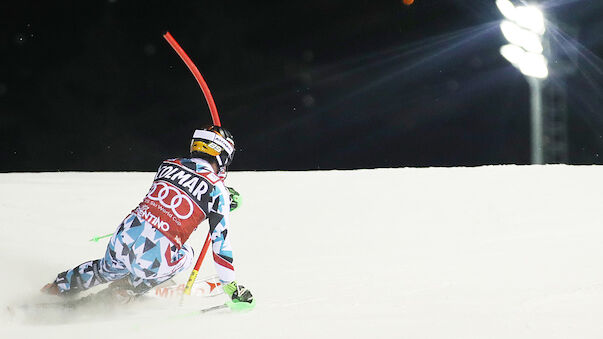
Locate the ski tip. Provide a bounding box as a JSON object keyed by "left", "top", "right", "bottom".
{"left": 226, "top": 299, "right": 256, "bottom": 312}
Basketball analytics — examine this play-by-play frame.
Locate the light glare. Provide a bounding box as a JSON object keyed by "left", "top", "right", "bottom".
{"left": 499, "top": 44, "right": 524, "bottom": 66}
{"left": 519, "top": 52, "right": 549, "bottom": 79}
{"left": 495, "top": 0, "right": 516, "bottom": 21}
{"left": 500, "top": 20, "right": 543, "bottom": 53}
{"left": 514, "top": 6, "right": 546, "bottom": 35}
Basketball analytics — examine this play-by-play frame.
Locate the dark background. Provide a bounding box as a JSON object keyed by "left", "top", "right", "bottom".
{"left": 1, "top": 0, "right": 602, "bottom": 172}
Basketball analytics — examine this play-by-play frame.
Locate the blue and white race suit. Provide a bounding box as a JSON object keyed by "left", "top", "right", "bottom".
{"left": 53, "top": 158, "right": 235, "bottom": 294}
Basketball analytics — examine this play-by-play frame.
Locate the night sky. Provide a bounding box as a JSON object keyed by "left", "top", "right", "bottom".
{"left": 2, "top": 0, "right": 603, "bottom": 172}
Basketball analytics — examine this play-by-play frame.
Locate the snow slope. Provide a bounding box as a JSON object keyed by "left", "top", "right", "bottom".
{"left": 1, "top": 166, "right": 602, "bottom": 338}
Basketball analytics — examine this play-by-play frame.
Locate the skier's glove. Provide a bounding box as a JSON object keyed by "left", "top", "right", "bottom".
{"left": 223, "top": 281, "right": 254, "bottom": 304}
{"left": 227, "top": 187, "right": 241, "bottom": 212}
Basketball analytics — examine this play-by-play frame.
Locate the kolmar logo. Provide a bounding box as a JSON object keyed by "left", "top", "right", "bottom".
{"left": 147, "top": 182, "right": 194, "bottom": 220}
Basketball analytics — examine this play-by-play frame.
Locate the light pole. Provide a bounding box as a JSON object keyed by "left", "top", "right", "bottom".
{"left": 496, "top": 0, "right": 548, "bottom": 164}
{"left": 528, "top": 77, "right": 543, "bottom": 164}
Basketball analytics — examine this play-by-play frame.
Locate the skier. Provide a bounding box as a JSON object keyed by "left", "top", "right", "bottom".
{"left": 41, "top": 125, "right": 254, "bottom": 307}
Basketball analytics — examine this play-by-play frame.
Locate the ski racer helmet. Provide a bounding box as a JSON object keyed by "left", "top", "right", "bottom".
{"left": 190, "top": 125, "right": 235, "bottom": 169}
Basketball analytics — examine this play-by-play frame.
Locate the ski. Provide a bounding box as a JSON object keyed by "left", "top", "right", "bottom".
{"left": 199, "top": 303, "right": 229, "bottom": 313}
{"left": 7, "top": 275, "right": 226, "bottom": 317}
{"left": 168, "top": 299, "right": 256, "bottom": 320}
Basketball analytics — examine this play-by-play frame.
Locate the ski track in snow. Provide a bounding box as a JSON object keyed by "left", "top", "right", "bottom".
{"left": 1, "top": 166, "right": 603, "bottom": 338}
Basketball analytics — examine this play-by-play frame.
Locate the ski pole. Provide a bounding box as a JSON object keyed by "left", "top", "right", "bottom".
{"left": 89, "top": 232, "right": 113, "bottom": 242}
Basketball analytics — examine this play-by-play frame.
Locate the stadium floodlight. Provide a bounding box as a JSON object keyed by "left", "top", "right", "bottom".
{"left": 500, "top": 44, "right": 548, "bottom": 79}
{"left": 496, "top": 0, "right": 517, "bottom": 21}
{"left": 500, "top": 43, "right": 524, "bottom": 66}
{"left": 496, "top": 0, "right": 545, "bottom": 34}
{"left": 498, "top": 2, "right": 547, "bottom": 79}
{"left": 514, "top": 6, "right": 546, "bottom": 35}
{"left": 519, "top": 52, "right": 548, "bottom": 79}
{"left": 497, "top": 0, "right": 549, "bottom": 164}
{"left": 500, "top": 20, "right": 543, "bottom": 53}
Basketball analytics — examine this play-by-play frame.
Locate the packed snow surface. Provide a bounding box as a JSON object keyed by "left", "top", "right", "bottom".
{"left": 1, "top": 166, "right": 602, "bottom": 338}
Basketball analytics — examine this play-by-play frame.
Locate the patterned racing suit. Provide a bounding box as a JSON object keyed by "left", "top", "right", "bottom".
{"left": 53, "top": 158, "right": 235, "bottom": 294}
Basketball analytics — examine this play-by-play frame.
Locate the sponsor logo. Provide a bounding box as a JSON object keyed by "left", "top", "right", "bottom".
{"left": 154, "top": 165, "right": 210, "bottom": 202}
{"left": 153, "top": 280, "right": 222, "bottom": 299}
{"left": 135, "top": 205, "right": 171, "bottom": 231}
{"left": 147, "top": 182, "right": 194, "bottom": 220}
{"left": 207, "top": 281, "right": 220, "bottom": 293}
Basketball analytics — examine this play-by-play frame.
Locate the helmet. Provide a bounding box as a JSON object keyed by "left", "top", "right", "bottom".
{"left": 190, "top": 125, "right": 235, "bottom": 169}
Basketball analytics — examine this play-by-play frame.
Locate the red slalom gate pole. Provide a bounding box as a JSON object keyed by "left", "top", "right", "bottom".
{"left": 163, "top": 31, "right": 221, "bottom": 298}
{"left": 182, "top": 233, "right": 212, "bottom": 297}
{"left": 163, "top": 31, "right": 221, "bottom": 127}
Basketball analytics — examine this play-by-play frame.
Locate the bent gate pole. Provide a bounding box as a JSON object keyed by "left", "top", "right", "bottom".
{"left": 163, "top": 31, "right": 221, "bottom": 127}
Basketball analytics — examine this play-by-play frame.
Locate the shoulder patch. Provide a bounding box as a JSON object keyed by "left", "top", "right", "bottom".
{"left": 199, "top": 171, "right": 221, "bottom": 184}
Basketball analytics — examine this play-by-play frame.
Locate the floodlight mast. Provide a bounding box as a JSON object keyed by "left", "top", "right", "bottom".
{"left": 528, "top": 77, "right": 544, "bottom": 164}
{"left": 496, "top": 0, "right": 548, "bottom": 164}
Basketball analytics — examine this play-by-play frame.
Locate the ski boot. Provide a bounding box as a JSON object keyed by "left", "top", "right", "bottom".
{"left": 223, "top": 281, "right": 255, "bottom": 311}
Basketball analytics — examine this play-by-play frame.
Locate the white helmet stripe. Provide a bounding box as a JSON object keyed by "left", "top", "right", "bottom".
{"left": 192, "top": 130, "right": 234, "bottom": 154}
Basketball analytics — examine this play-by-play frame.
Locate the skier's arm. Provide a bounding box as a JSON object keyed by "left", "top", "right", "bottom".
{"left": 209, "top": 182, "right": 254, "bottom": 307}
{"left": 208, "top": 182, "right": 235, "bottom": 284}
